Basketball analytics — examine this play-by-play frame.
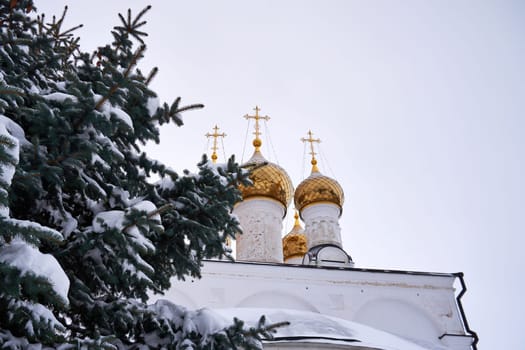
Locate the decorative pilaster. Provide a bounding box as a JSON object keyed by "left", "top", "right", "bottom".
{"left": 302, "top": 203, "right": 343, "bottom": 249}
{"left": 234, "top": 198, "right": 285, "bottom": 263}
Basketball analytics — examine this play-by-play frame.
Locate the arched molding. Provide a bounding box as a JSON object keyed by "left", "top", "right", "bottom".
{"left": 236, "top": 290, "right": 320, "bottom": 313}
{"left": 353, "top": 297, "right": 441, "bottom": 345}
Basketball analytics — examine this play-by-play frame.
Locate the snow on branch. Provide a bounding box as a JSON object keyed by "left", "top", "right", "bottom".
{"left": 0, "top": 238, "right": 70, "bottom": 303}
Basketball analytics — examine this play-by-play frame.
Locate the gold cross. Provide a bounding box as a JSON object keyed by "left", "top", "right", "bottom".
{"left": 244, "top": 106, "right": 270, "bottom": 151}
{"left": 301, "top": 130, "right": 321, "bottom": 172}
{"left": 205, "top": 125, "right": 226, "bottom": 163}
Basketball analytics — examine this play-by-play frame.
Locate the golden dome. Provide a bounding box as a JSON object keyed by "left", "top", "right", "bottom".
{"left": 294, "top": 169, "right": 344, "bottom": 214}
{"left": 296, "top": 129, "right": 344, "bottom": 215}
{"left": 282, "top": 212, "right": 308, "bottom": 260}
{"left": 238, "top": 150, "right": 294, "bottom": 210}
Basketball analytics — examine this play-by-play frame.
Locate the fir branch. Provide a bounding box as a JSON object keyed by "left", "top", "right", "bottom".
{"left": 115, "top": 6, "right": 151, "bottom": 44}
{"left": 152, "top": 97, "right": 204, "bottom": 125}
{"left": 46, "top": 151, "right": 83, "bottom": 166}
{"left": 122, "top": 203, "right": 173, "bottom": 232}
{"left": 12, "top": 172, "right": 41, "bottom": 180}
{"left": 145, "top": 67, "right": 158, "bottom": 86}
{"left": 94, "top": 44, "right": 146, "bottom": 111}
{"left": 258, "top": 321, "right": 290, "bottom": 336}
{"left": 36, "top": 13, "right": 44, "bottom": 35}
{"left": 43, "top": 6, "right": 83, "bottom": 64}
{"left": 63, "top": 36, "right": 81, "bottom": 63}
{"left": 122, "top": 44, "right": 146, "bottom": 78}
{"left": 0, "top": 89, "right": 24, "bottom": 96}
{"left": 48, "top": 5, "right": 69, "bottom": 39}
{"left": 8, "top": 0, "right": 17, "bottom": 27}
{"left": 177, "top": 104, "right": 205, "bottom": 114}
{"left": 59, "top": 23, "right": 84, "bottom": 38}
{"left": 47, "top": 6, "right": 82, "bottom": 41}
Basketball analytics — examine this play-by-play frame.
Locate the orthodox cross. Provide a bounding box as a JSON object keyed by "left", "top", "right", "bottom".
{"left": 244, "top": 106, "right": 270, "bottom": 151}
{"left": 301, "top": 130, "right": 321, "bottom": 172}
{"left": 205, "top": 125, "right": 226, "bottom": 163}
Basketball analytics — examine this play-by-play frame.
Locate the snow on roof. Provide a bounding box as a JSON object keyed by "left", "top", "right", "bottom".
{"left": 216, "top": 308, "right": 446, "bottom": 350}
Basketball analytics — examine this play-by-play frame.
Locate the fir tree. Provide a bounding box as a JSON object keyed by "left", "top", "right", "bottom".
{"left": 0, "top": 1, "right": 285, "bottom": 348}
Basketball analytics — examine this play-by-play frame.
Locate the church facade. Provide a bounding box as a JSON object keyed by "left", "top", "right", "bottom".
{"left": 163, "top": 107, "right": 477, "bottom": 350}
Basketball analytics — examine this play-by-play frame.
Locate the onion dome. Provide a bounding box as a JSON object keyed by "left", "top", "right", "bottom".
{"left": 239, "top": 150, "right": 293, "bottom": 208}
{"left": 238, "top": 106, "right": 294, "bottom": 210}
{"left": 282, "top": 212, "right": 308, "bottom": 261}
{"left": 295, "top": 130, "right": 344, "bottom": 214}
{"left": 294, "top": 165, "right": 344, "bottom": 213}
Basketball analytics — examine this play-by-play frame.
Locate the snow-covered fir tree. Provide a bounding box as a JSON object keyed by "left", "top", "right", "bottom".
{"left": 0, "top": 1, "right": 283, "bottom": 348}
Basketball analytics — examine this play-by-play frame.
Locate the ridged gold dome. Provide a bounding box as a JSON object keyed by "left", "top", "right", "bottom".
{"left": 238, "top": 150, "right": 294, "bottom": 210}
{"left": 282, "top": 212, "right": 308, "bottom": 261}
{"left": 294, "top": 169, "right": 344, "bottom": 214}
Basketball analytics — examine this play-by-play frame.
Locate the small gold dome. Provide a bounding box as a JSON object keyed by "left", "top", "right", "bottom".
{"left": 238, "top": 150, "right": 294, "bottom": 210}
{"left": 282, "top": 212, "right": 308, "bottom": 260}
{"left": 294, "top": 170, "right": 344, "bottom": 214}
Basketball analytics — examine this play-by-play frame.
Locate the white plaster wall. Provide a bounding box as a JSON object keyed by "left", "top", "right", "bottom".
{"left": 353, "top": 298, "right": 441, "bottom": 346}
{"left": 234, "top": 198, "right": 285, "bottom": 263}
{"left": 161, "top": 261, "right": 473, "bottom": 349}
{"left": 237, "top": 290, "right": 319, "bottom": 312}
{"left": 302, "top": 203, "right": 343, "bottom": 248}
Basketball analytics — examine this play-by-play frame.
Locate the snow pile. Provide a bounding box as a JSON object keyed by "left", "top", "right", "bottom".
{"left": 152, "top": 300, "right": 229, "bottom": 337}
{"left": 0, "top": 115, "right": 29, "bottom": 147}
{"left": 146, "top": 96, "right": 160, "bottom": 117}
{"left": 92, "top": 200, "right": 158, "bottom": 252}
{"left": 94, "top": 94, "right": 134, "bottom": 131}
{"left": 145, "top": 300, "right": 230, "bottom": 348}
{"left": 42, "top": 92, "right": 78, "bottom": 103}
{"left": 4, "top": 218, "right": 63, "bottom": 243}
{"left": 217, "top": 308, "right": 445, "bottom": 350}
{"left": 0, "top": 115, "right": 21, "bottom": 217}
{"left": 0, "top": 239, "right": 70, "bottom": 303}
{"left": 9, "top": 299, "right": 65, "bottom": 336}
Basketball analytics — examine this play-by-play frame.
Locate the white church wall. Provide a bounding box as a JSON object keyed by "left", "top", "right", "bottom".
{"left": 236, "top": 290, "right": 319, "bottom": 312}
{"left": 353, "top": 298, "right": 441, "bottom": 346}
{"left": 161, "top": 260, "right": 471, "bottom": 348}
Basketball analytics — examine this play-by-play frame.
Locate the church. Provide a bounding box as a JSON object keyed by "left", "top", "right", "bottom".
{"left": 163, "top": 107, "right": 478, "bottom": 350}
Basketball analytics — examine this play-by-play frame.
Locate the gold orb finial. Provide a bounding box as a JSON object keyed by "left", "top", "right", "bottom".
{"left": 205, "top": 125, "right": 226, "bottom": 164}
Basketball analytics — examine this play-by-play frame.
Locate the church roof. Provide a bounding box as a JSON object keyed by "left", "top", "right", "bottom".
{"left": 294, "top": 169, "right": 345, "bottom": 214}
{"left": 238, "top": 149, "right": 294, "bottom": 209}
{"left": 216, "top": 308, "right": 442, "bottom": 350}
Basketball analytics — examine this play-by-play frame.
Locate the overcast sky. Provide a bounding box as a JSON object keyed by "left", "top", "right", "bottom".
{"left": 38, "top": 1, "right": 524, "bottom": 349}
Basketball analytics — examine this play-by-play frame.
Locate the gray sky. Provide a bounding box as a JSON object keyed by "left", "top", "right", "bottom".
{"left": 38, "top": 1, "right": 524, "bottom": 349}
